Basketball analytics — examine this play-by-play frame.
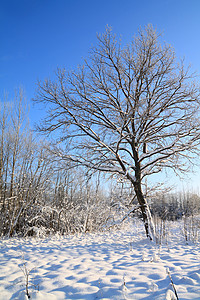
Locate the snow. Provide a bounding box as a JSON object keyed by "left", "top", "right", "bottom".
{"left": 0, "top": 220, "right": 200, "bottom": 300}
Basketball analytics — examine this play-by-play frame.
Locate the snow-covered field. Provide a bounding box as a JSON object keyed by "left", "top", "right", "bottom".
{"left": 0, "top": 220, "right": 200, "bottom": 300}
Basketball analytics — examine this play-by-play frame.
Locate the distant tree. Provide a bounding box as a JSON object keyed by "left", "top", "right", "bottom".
{"left": 35, "top": 25, "right": 200, "bottom": 240}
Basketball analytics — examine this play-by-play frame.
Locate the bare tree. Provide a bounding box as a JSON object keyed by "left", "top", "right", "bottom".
{"left": 35, "top": 25, "right": 200, "bottom": 240}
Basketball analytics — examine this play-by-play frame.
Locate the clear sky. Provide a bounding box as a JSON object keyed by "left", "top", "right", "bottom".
{"left": 1, "top": 0, "right": 200, "bottom": 190}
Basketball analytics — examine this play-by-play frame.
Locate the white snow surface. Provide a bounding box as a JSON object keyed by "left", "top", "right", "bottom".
{"left": 0, "top": 220, "right": 200, "bottom": 300}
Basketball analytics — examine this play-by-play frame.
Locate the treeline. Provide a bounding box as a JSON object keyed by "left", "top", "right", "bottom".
{"left": 0, "top": 92, "right": 51, "bottom": 236}
{"left": 150, "top": 192, "right": 200, "bottom": 220}
{"left": 0, "top": 92, "right": 200, "bottom": 237}
{"left": 0, "top": 92, "right": 120, "bottom": 237}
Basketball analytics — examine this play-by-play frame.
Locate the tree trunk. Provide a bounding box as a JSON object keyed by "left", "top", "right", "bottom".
{"left": 133, "top": 181, "right": 155, "bottom": 240}
{"left": 128, "top": 142, "right": 155, "bottom": 240}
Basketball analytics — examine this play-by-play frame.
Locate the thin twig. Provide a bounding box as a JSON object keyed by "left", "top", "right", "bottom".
{"left": 166, "top": 268, "right": 179, "bottom": 300}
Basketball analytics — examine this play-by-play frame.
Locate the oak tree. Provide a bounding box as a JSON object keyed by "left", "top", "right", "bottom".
{"left": 35, "top": 25, "right": 200, "bottom": 239}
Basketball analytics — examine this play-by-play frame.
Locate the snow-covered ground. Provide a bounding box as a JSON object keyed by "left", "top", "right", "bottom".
{"left": 0, "top": 220, "right": 200, "bottom": 300}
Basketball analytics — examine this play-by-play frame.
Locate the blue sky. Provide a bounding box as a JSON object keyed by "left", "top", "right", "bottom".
{"left": 1, "top": 0, "right": 200, "bottom": 189}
